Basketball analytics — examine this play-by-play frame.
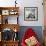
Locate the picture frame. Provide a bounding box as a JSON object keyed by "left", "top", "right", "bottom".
{"left": 9, "top": 10, "right": 18, "bottom": 15}
{"left": 2, "top": 10, "right": 9, "bottom": 15}
{"left": 24, "top": 7, "right": 38, "bottom": 21}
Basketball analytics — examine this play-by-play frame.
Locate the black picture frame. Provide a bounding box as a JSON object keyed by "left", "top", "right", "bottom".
{"left": 24, "top": 7, "right": 38, "bottom": 21}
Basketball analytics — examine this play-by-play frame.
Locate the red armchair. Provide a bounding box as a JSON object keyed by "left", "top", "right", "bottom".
{"left": 21, "top": 28, "right": 41, "bottom": 46}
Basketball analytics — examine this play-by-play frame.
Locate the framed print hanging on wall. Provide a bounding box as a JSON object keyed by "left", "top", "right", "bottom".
{"left": 24, "top": 7, "right": 38, "bottom": 21}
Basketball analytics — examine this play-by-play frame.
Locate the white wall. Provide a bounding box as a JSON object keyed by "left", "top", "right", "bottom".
{"left": 0, "top": 0, "right": 15, "bottom": 7}
{"left": 0, "top": 0, "right": 44, "bottom": 26}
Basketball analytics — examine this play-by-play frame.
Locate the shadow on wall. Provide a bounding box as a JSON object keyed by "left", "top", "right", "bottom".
{"left": 18, "top": 26, "right": 43, "bottom": 44}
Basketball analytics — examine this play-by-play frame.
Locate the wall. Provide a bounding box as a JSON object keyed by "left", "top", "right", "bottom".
{"left": 19, "top": 0, "right": 44, "bottom": 26}
{"left": 0, "top": 0, "right": 44, "bottom": 26}
{"left": 18, "top": 26, "right": 43, "bottom": 43}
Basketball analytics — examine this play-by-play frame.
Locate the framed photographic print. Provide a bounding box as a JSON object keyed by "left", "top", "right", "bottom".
{"left": 9, "top": 9, "right": 18, "bottom": 15}
{"left": 24, "top": 7, "right": 38, "bottom": 21}
{"left": 2, "top": 10, "right": 9, "bottom": 15}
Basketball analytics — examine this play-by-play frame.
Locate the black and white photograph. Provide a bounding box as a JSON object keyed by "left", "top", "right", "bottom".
{"left": 24, "top": 7, "right": 38, "bottom": 21}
